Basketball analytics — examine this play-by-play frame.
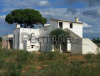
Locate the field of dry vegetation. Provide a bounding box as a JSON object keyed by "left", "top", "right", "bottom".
{"left": 0, "top": 47, "right": 100, "bottom": 76}
{"left": 0, "top": 40, "right": 100, "bottom": 76}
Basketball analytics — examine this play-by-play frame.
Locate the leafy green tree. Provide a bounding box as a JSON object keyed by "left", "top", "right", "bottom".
{"left": 97, "top": 37, "right": 100, "bottom": 43}
{"left": 50, "top": 28, "right": 70, "bottom": 52}
{"left": 0, "top": 37, "right": 2, "bottom": 42}
{"left": 92, "top": 38, "right": 96, "bottom": 40}
{"left": 5, "top": 9, "right": 47, "bottom": 28}
{"left": 50, "top": 28, "right": 70, "bottom": 43}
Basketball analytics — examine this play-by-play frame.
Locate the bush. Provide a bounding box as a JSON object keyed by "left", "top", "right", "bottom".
{"left": 96, "top": 53, "right": 100, "bottom": 60}
{"left": 16, "top": 50, "right": 29, "bottom": 63}
{"left": 47, "top": 52, "right": 55, "bottom": 60}
{"left": 0, "top": 58, "right": 5, "bottom": 69}
{"left": 0, "top": 49, "right": 12, "bottom": 58}
{"left": 3, "top": 62, "right": 21, "bottom": 76}
{"left": 84, "top": 53, "right": 92, "bottom": 61}
{"left": 0, "top": 37, "right": 2, "bottom": 42}
{"left": 61, "top": 54, "right": 68, "bottom": 61}
{"left": 38, "top": 52, "right": 47, "bottom": 61}
{"left": 27, "top": 52, "right": 36, "bottom": 63}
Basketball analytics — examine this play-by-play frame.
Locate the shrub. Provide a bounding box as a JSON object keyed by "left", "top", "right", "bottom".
{"left": 0, "top": 37, "right": 2, "bottom": 42}
{"left": 61, "top": 54, "right": 68, "bottom": 61}
{"left": 26, "top": 53, "right": 36, "bottom": 64}
{"left": 38, "top": 52, "right": 47, "bottom": 61}
{"left": 3, "top": 62, "right": 21, "bottom": 76}
{"left": 47, "top": 52, "right": 55, "bottom": 60}
{"left": 16, "top": 50, "right": 29, "bottom": 63}
{"left": 96, "top": 53, "right": 100, "bottom": 60}
{"left": 0, "top": 49, "right": 12, "bottom": 58}
{"left": 0, "top": 58, "right": 5, "bottom": 69}
{"left": 84, "top": 53, "right": 92, "bottom": 61}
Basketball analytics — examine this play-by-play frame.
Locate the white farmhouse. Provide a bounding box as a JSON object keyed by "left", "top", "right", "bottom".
{"left": 2, "top": 17, "right": 100, "bottom": 54}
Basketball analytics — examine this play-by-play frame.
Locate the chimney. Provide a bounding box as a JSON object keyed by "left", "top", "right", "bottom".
{"left": 75, "top": 17, "right": 79, "bottom": 22}
{"left": 16, "top": 24, "right": 20, "bottom": 28}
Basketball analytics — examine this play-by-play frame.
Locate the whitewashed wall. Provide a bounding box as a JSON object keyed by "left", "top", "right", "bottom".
{"left": 82, "top": 38, "right": 100, "bottom": 54}
{"left": 13, "top": 28, "right": 20, "bottom": 49}
{"left": 70, "top": 23, "right": 83, "bottom": 38}
{"left": 58, "top": 21, "right": 83, "bottom": 38}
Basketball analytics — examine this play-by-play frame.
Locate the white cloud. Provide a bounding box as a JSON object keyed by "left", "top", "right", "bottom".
{"left": 83, "top": 29, "right": 100, "bottom": 33}
{"left": 0, "top": 15, "right": 5, "bottom": 19}
{"left": 1, "top": 0, "right": 50, "bottom": 12}
{"left": 83, "top": 22, "right": 92, "bottom": 28}
{"left": 65, "top": 0, "right": 100, "bottom": 7}
{"left": 2, "top": 8, "right": 16, "bottom": 12}
{"left": 39, "top": 1, "right": 50, "bottom": 6}
{"left": 0, "top": 15, "right": 15, "bottom": 36}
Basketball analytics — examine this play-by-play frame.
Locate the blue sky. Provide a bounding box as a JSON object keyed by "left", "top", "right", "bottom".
{"left": 0, "top": 0, "right": 100, "bottom": 39}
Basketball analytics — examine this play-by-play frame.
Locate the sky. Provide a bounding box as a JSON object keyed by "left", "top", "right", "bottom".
{"left": 0, "top": 0, "right": 100, "bottom": 39}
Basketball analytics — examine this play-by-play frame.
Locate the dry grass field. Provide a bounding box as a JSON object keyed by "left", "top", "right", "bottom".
{"left": 0, "top": 42, "right": 2, "bottom": 47}
{"left": 0, "top": 48, "right": 100, "bottom": 76}
{"left": 0, "top": 41, "right": 100, "bottom": 76}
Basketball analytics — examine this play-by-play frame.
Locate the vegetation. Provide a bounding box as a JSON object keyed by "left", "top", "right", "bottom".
{"left": 92, "top": 37, "right": 100, "bottom": 43}
{"left": 0, "top": 48, "right": 100, "bottom": 76}
{"left": 50, "top": 28, "right": 70, "bottom": 44}
{"left": 5, "top": 9, "right": 47, "bottom": 28}
{"left": 50, "top": 28, "right": 70, "bottom": 52}
{"left": 0, "top": 37, "right": 2, "bottom": 41}
{"left": 50, "top": 28, "right": 70, "bottom": 41}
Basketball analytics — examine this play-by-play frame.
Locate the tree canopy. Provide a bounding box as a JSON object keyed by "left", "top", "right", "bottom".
{"left": 92, "top": 37, "right": 100, "bottom": 43}
{"left": 50, "top": 28, "right": 70, "bottom": 43}
{"left": 5, "top": 9, "right": 47, "bottom": 28}
{"left": 0, "top": 37, "right": 2, "bottom": 42}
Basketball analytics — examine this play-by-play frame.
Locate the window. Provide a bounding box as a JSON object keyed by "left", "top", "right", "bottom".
{"left": 31, "top": 45, "right": 35, "bottom": 48}
{"left": 59, "top": 22, "right": 63, "bottom": 28}
{"left": 70, "top": 23, "right": 73, "bottom": 28}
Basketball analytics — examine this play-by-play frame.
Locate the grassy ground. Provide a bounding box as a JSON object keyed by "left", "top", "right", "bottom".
{"left": 0, "top": 42, "right": 100, "bottom": 76}
{"left": 0, "top": 42, "right": 2, "bottom": 48}
{"left": 0, "top": 48, "right": 100, "bottom": 76}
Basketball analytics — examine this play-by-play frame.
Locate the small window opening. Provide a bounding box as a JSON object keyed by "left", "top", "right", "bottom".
{"left": 31, "top": 45, "right": 35, "bottom": 48}
{"left": 59, "top": 22, "right": 63, "bottom": 28}
{"left": 70, "top": 23, "right": 73, "bottom": 28}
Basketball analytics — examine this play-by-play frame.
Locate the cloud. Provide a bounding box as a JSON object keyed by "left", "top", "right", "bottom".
{"left": 2, "top": 8, "right": 16, "bottom": 12}
{"left": 83, "top": 22, "right": 92, "bottom": 28}
{"left": 65, "top": 0, "right": 100, "bottom": 7}
{"left": 0, "top": 15, "right": 15, "bottom": 36}
{"left": 0, "top": 0, "right": 50, "bottom": 12}
{"left": 84, "top": 29, "right": 100, "bottom": 33}
{"left": 67, "top": 8, "right": 77, "bottom": 14}
{"left": 39, "top": 1, "right": 50, "bottom": 6}
{"left": 82, "top": 9, "right": 100, "bottom": 18}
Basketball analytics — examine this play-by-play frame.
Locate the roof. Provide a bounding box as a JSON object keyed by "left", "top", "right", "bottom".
{"left": 2, "top": 34, "right": 13, "bottom": 37}
{"left": 50, "top": 18, "right": 83, "bottom": 24}
{"left": 2, "top": 34, "right": 13, "bottom": 40}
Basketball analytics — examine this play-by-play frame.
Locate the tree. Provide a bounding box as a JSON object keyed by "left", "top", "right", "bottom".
{"left": 50, "top": 28, "right": 70, "bottom": 52}
{"left": 50, "top": 28, "right": 70, "bottom": 43}
{"left": 97, "top": 37, "right": 100, "bottom": 43}
{"left": 92, "top": 38, "right": 96, "bottom": 41}
{"left": 5, "top": 9, "right": 47, "bottom": 28}
{"left": 0, "top": 37, "right": 2, "bottom": 42}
